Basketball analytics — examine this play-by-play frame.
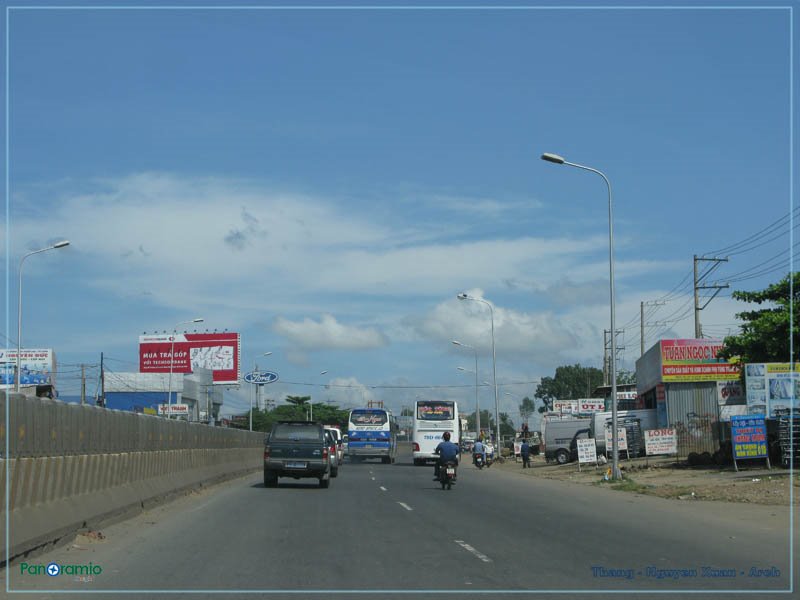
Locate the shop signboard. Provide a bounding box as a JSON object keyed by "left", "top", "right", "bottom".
{"left": 744, "top": 363, "right": 800, "bottom": 418}
{"left": 604, "top": 425, "right": 628, "bottom": 452}
{"left": 644, "top": 428, "right": 677, "bottom": 455}
{"left": 139, "top": 332, "right": 240, "bottom": 385}
{"left": 158, "top": 403, "right": 189, "bottom": 416}
{"left": 660, "top": 339, "right": 739, "bottom": 382}
{"left": 716, "top": 380, "right": 747, "bottom": 421}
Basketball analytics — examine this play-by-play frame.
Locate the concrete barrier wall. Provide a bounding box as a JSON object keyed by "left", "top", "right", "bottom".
{"left": 1, "top": 392, "right": 263, "bottom": 457}
{"left": 0, "top": 392, "right": 264, "bottom": 563}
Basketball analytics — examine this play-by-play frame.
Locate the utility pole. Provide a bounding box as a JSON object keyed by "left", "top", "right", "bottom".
{"left": 604, "top": 329, "right": 625, "bottom": 386}
{"left": 693, "top": 255, "right": 729, "bottom": 338}
{"left": 80, "top": 364, "right": 86, "bottom": 405}
{"left": 99, "top": 352, "right": 105, "bottom": 408}
{"left": 640, "top": 300, "right": 667, "bottom": 356}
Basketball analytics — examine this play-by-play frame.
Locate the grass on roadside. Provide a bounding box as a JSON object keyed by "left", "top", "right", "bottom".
{"left": 594, "top": 476, "right": 653, "bottom": 494}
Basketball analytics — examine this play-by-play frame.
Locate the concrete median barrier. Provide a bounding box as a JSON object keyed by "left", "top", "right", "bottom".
{"left": 0, "top": 391, "right": 263, "bottom": 564}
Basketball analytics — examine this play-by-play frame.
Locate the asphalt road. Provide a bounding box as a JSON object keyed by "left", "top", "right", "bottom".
{"left": 4, "top": 443, "right": 797, "bottom": 599}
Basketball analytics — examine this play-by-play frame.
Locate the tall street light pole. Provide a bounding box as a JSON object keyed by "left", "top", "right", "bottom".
{"left": 453, "top": 341, "right": 480, "bottom": 439}
{"left": 313, "top": 370, "right": 328, "bottom": 421}
{"left": 167, "top": 318, "right": 204, "bottom": 418}
{"left": 16, "top": 240, "right": 70, "bottom": 392}
{"left": 457, "top": 293, "right": 500, "bottom": 450}
{"left": 250, "top": 351, "right": 273, "bottom": 431}
{"left": 541, "top": 152, "right": 620, "bottom": 480}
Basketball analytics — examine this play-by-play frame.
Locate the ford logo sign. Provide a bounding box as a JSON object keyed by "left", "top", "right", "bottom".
{"left": 244, "top": 371, "right": 279, "bottom": 384}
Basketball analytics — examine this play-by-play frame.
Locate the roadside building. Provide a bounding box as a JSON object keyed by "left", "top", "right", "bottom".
{"left": 104, "top": 368, "right": 224, "bottom": 422}
{"left": 635, "top": 339, "right": 742, "bottom": 457}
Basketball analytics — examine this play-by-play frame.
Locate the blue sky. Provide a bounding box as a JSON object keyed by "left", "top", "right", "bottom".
{"left": 2, "top": 1, "right": 796, "bottom": 423}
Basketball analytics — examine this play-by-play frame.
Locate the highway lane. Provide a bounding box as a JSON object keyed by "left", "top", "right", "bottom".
{"left": 4, "top": 442, "right": 797, "bottom": 599}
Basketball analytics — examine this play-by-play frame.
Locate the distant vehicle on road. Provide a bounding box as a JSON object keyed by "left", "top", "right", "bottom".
{"left": 263, "top": 421, "right": 332, "bottom": 488}
{"left": 412, "top": 399, "right": 460, "bottom": 465}
{"left": 325, "top": 426, "right": 345, "bottom": 464}
{"left": 543, "top": 418, "right": 591, "bottom": 464}
{"left": 347, "top": 408, "right": 398, "bottom": 463}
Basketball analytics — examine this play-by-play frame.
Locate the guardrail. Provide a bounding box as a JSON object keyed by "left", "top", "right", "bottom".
{"left": 0, "top": 391, "right": 264, "bottom": 564}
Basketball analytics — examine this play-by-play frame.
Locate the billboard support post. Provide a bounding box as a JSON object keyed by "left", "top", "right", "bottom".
{"left": 166, "top": 318, "right": 204, "bottom": 418}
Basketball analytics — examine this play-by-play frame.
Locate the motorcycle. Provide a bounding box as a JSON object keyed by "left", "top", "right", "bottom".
{"left": 484, "top": 444, "right": 495, "bottom": 467}
{"left": 439, "top": 460, "right": 457, "bottom": 490}
{"left": 473, "top": 452, "right": 485, "bottom": 469}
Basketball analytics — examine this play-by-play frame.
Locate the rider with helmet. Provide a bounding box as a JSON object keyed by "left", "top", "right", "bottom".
{"left": 433, "top": 431, "right": 459, "bottom": 480}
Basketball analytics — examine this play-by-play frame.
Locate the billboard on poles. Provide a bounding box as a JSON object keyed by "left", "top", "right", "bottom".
{"left": 0, "top": 349, "right": 56, "bottom": 387}
{"left": 744, "top": 363, "right": 800, "bottom": 418}
{"left": 139, "top": 332, "right": 240, "bottom": 385}
{"left": 660, "top": 339, "right": 739, "bottom": 382}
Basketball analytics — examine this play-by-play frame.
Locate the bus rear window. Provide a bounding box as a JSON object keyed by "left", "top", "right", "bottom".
{"left": 350, "top": 410, "right": 388, "bottom": 425}
{"left": 417, "top": 402, "right": 454, "bottom": 420}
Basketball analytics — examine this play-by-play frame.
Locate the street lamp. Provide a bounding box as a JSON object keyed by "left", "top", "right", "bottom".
{"left": 453, "top": 340, "right": 481, "bottom": 440}
{"left": 457, "top": 293, "right": 500, "bottom": 450}
{"left": 15, "top": 240, "right": 70, "bottom": 393}
{"left": 250, "top": 351, "right": 273, "bottom": 431}
{"left": 167, "top": 317, "right": 204, "bottom": 418}
{"left": 312, "top": 370, "right": 328, "bottom": 421}
{"left": 541, "top": 151, "right": 620, "bottom": 480}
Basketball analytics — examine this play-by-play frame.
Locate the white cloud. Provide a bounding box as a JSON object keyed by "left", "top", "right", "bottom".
{"left": 272, "top": 314, "right": 389, "bottom": 351}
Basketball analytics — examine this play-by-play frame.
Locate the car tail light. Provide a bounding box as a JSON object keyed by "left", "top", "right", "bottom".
{"left": 413, "top": 442, "right": 420, "bottom": 452}
{"left": 322, "top": 446, "right": 329, "bottom": 461}
{"left": 263, "top": 447, "right": 270, "bottom": 460}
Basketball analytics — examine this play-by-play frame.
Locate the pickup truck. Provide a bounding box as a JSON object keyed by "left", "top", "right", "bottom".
{"left": 264, "top": 421, "right": 332, "bottom": 488}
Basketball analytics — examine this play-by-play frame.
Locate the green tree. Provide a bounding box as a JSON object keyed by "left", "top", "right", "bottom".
{"left": 285, "top": 395, "right": 311, "bottom": 406}
{"left": 499, "top": 412, "right": 515, "bottom": 437}
{"left": 518, "top": 397, "right": 536, "bottom": 427}
{"left": 400, "top": 407, "right": 414, "bottom": 417}
{"left": 535, "top": 364, "right": 604, "bottom": 412}
{"left": 718, "top": 272, "right": 800, "bottom": 365}
{"left": 466, "top": 409, "right": 495, "bottom": 435}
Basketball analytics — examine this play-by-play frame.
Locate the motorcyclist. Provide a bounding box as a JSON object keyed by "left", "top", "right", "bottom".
{"left": 433, "top": 432, "right": 459, "bottom": 480}
{"left": 472, "top": 439, "right": 486, "bottom": 465}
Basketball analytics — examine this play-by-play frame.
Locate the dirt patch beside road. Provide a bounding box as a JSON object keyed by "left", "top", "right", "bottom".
{"left": 494, "top": 454, "right": 799, "bottom": 505}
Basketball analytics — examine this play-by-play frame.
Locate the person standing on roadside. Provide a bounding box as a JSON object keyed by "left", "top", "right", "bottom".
{"left": 521, "top": 438, "right": 531, "bottom": 468}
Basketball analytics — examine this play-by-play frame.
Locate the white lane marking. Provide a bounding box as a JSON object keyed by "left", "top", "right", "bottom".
{"left": 380, "top": 486, "right": 387, "bottom": 491}
{"left": 454, "top": 539, "right": 492, "bottom": 563}
{"left": 371, "top": 477, "right": 376, "bottom": 481}
{"left": 397, "top": 502, "right": 413, "bottom": 511}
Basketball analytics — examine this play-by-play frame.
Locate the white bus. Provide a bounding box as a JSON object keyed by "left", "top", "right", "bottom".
{"left": 347, "top": 408, "right": 398, "bottom": 464}
{"left": 411, "top": 400, "right": 460, "bottom": 465}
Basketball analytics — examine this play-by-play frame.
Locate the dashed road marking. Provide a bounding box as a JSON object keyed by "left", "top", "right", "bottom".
{"left": 455, "top": 539, "right": 492, "bottom": 563}
{"left": 397, "top": 502, "right": 413, "bottom": 511}
{"left": 380, "top": 486, "right": 387, "bottom": 491}
{"left": 371, "top": 477, "right": 376, "bottom": 481}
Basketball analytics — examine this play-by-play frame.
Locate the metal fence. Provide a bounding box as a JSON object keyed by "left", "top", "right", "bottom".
{"left": 1, "top": 392, "right": 263, "bottom": 458}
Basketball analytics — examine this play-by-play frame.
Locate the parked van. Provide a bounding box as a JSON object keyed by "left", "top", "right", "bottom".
{"left": 542, "top": 418, "right": 591, "bottom": 464}
{"left": 589, "top": 409, "right": 657, "bottom": 455}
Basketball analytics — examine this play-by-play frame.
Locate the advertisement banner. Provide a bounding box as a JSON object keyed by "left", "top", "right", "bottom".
{"left": 744, "top": 363, "right": 800, "bottom": 418}
{"left": 158, "top": 404, "right": 189, "bottom": 416}
{"left": 577, "top": 438, "right": 598, "bottom": 464}
{"left": 644, "top": 428, "right": 677, "bottom": 455}
{"left": 604, "top": 426, "right": 628, "bottom": 452}
{"left": 553, "top": 399, "right": 605, "bottom": 414}
{"left": 731, "top": 415, "right": 768, "bottom": 460}
{"left": 139, "top": 333, "right": 240, "bottom": 385}
{"left": 716, "top": 380, "right": 747, "bottom": 421}
{"left": 660, "top": 339, "right": 739, "bottom": 382}
{"left": 0, "top": 349, "right": 56, "bottom": 386}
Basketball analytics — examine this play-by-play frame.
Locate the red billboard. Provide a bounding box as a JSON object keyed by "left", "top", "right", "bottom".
{"left": 139, "top": 332, "right": 240, "bottom": 385}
